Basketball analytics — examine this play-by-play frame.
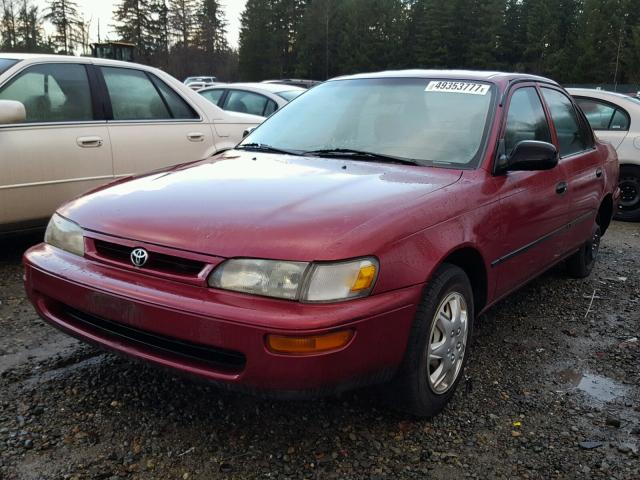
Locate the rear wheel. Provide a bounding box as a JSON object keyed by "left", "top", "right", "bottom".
{"left": 615, "top": 165, "right": 640, "bottom": 222}
{"left": 390, "top": 264, "right": 474, "bottom": 417}
{"left": 567, "top": 221, "right": 601, "bottom": 278}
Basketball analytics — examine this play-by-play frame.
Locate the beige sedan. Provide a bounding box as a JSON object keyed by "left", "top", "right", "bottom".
{"left": 0, "top": 54, "right": 263, "bottom": 235}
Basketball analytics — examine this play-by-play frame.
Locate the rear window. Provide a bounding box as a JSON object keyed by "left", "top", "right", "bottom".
{"left": 0, "top": 58, "right": 19, "bottom": 75}
{"left": 277, "top": 90, "right": 303, "bottom": 102}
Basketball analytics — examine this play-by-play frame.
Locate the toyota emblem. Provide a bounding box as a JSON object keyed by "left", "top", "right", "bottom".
{"left": 130, "top": 248, "right": 149, "bottom": 267}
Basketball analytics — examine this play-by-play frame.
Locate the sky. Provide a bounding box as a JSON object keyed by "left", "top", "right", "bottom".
{"left": 35, "top": 0, "right": 248, "bottom": 49}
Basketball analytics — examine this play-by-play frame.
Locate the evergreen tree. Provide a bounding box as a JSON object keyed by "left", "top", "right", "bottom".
{"left": 196, "top": 0, "right": 227, "bottom": 54}
{"left": 148, "top": 0, "right": 170, "bottom": 68}
{"left": 16, "top": 0, "right": 47, "bottom": 52}
{"left": 238, "top": 0, "right": 278, "bottom": 80}
{"left": 1, "top": 0, "right": 18, "bottom": 50}
{"left": 168, "top": 0, "right": 197, "bottom": 47}
{"left": 44, "top": 0, "right": 80, "bottom": 54}
{"left": 113, "top": 0, "right": 153, "bottom": 61}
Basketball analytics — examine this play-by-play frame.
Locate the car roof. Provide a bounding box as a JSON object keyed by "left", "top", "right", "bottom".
{"left": 208, "top": 82, "right": 305, "bottom": 93}
{"left": 330, "top": 69, "right": 558, "bottom": 86}
{"left": 0, "top": 52, "right": 156, "bottom": 70}
{"left": 567, "top": 88, "right": 638, "bottom": 100}
{"left": 567, "top": 88, "right": 640, "bottom": 111}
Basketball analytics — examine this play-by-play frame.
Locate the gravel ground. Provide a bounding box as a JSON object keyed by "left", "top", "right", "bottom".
{"left": 0, "top": 223, "right": 639, "bottom": 479}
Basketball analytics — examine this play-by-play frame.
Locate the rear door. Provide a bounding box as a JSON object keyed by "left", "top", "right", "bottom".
{"left": 573, "top": 96, "right": 629, "bottom": 149}
{"left": 98, "top": 66, "right": 217, "bottom": 177}
{"left": 540, "top": 87, "right": 603, "bottom": 252}
{"left": 492, "top": 85, "right": 569, "bottom": 297}
{"left": 0, "top": 61, "right": 113, "bottom": 231}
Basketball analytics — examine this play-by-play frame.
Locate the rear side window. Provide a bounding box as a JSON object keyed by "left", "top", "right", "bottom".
{"left": 102, "top": 67, "right": 197, "bottom": 121}
{"left": 0, "top": 63, "right": 93, "bottom": 123}
{"left": 611, "top": 109, "right": 630, "bottom": 130}
{"left": 542, "top": 88, "right": 592, "bottom": 156}
{"left": 199, "top": 88, "right": 224, "bottom": 105}
{"left": 149, "top": 75, "right": 198, "bottom": 119}
{"left": 504, "top": 87, "right": 551, "bottom": 154}
{"left": 574, "top": 97, "right": 630, "bottom": 131}
{"left": 277, "top": 90, "right": 303, "bottom": 102}
{"left": 223, "top": 90, "right": 270, "bottom": 116}
{"left": 264, "top": 99, "right": 277, "bottom": 116}
{"left": 0, "top": 58, "right": 18, "bottom": 75}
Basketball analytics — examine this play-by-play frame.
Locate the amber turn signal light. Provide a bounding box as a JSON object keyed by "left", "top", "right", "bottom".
{"left": 266, "top": 330, "right": 354, "bottom": 354}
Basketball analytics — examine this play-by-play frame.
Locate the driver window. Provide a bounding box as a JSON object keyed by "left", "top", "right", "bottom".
{"left": 504, "top": 87, "right": 551, "bottom": 154}
{"left": 0, "top": 63, "right": 93, "bottom": 123}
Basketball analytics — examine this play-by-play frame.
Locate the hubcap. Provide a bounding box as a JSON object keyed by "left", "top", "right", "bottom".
{"left": 427, "top": 292, "right": 469, "bottom": 394}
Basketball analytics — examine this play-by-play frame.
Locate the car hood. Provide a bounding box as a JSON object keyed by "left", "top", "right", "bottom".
{"left": 60, "top": 151, "right": 462, "bottom": 260}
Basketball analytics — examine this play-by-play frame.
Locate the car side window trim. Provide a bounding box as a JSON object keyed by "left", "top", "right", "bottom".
{"left": 574, "top": 96, "right": 631, "bottom": 131}
{"left": 147, "top": 72, "right": 175, "bottom": 119}
{"left": 0, "top": 62, "right": 101, "bottom": 127}
{"left": 218, "top": 89, "right": 229, "bottom": 107}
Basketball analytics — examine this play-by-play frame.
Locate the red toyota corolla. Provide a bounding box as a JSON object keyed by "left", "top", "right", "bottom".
{"left": 24, "top": 71, "right": 618, "bottom": 417}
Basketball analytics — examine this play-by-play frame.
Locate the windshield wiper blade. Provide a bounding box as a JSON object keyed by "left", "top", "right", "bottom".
{"left": 236, "top": 143, "right": 300, "bottom": 156}
{"left": 304, "top": 148, "right": 420, "bottom": 166}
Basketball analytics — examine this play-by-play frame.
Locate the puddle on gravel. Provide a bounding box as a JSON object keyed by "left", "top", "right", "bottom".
{"left": 558, "top": 369, "right": 628, "bottom": 402}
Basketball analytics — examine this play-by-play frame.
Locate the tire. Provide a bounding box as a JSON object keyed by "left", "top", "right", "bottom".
{"left": 389, "top": 264, "right": 474, "bottom": 418}
{"left": 615, "top": 165, "right": 640, "bottom": 222}
{"left": 567, "top": 221, "right": 601, "bottom": 278}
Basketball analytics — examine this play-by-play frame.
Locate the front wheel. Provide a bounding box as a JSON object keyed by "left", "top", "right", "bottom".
{"left": 615, "top": 165, "right": 640, "bottom": 222}
{"left": 390, "top": 264, "right": 474, "bottom": 417}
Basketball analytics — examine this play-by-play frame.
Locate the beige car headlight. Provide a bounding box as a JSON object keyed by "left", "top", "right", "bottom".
{"left": 208, "top": 257, "right": 378, "bottom": 302}
{"left": 44, "top": 213, "right": 84, "bottom": 256}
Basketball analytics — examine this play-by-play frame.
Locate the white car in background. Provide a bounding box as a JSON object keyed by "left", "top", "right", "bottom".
{"left": 184, "top": 76, "right": 217, "bottom": 90}
{"left": 568, "top": 88, "right": 640, "bottom": 221}
{"left": 0, "top": 54, "right": 262, "bottom": 235}
{"left": 198, "top": 82, "right": 305, "bottom": 118}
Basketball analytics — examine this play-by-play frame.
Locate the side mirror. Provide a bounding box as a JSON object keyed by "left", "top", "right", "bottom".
{"left": 242, "top": 126, "right": 256, "bottom": 138}
{"left": 504, "top": 140, "right": 558, "bottom": 172}
{"left": 0, "top": 100, "right": 26, "bottom": 124}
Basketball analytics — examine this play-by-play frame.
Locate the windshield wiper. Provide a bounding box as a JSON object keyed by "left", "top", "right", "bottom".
{"left": 236, "top": 143, "right": 300, "bottom": 156}
{"left": 304, "top": 148, "right": 420, "bottom": 166}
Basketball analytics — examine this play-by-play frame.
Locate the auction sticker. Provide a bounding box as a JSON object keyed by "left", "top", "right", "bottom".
{"left": 425, "top": 81, "right": 490, "bottom": 95}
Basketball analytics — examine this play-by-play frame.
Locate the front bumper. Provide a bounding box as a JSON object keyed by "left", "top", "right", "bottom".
{"left": 24, "top": 244, "right": 421, "bottom": 396}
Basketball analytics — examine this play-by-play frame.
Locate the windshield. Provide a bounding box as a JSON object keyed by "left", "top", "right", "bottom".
{"left": 0, "top": 58, "right": 18, "bottom": 75}
{"left": 277, "top": 90, "right": 304, "bottom": 102}
{"left": 241, "top": 77, "right": 495, "bottom": 166}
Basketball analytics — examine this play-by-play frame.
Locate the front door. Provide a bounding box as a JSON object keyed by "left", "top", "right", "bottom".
{"left": 0, "top": 62, "right": 113, "bottom": 231}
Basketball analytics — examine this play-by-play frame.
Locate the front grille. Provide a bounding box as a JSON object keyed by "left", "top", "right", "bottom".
{"left": 94, "top": 240, "right": 205, "bottom": 276}
{"left": 61, "top": 305, "right": 246, "bottom": 373}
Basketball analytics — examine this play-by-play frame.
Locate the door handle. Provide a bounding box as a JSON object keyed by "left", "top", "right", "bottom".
{"left": 596, "top": 168, "right": 603, "bottom": 178}
{"left": 556, "top": 181, "right": 568, "bottom": 195}
{"left": 187, "top": 132, "right": 205, "bottom": 142}
{"left": 76, "top": 136, "right": 103, "bottom": 148}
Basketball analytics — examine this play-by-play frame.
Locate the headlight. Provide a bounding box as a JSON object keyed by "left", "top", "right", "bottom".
{"left": 208, "top": 257, "right": 378, "bottom": 302}
{"left": 303, "top": 258, "right": 378, "bottom": 302}
{"left": 208, "top": 259, "right": 309, "bottom": 300}
{"left": 44, "top": 213, "right": 84, "bottom": 256}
